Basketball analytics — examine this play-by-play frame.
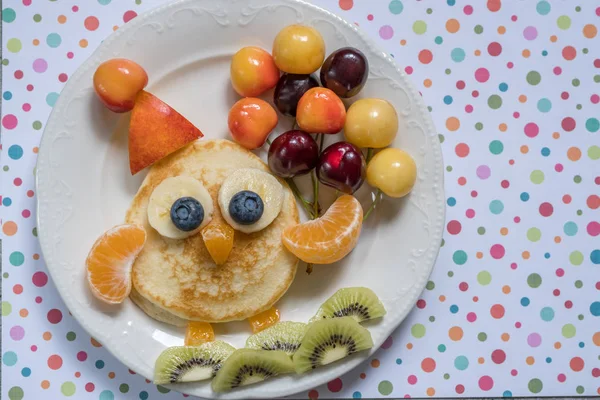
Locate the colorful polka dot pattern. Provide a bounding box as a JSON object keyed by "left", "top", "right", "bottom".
{"left": 2, "top": 0, "right": 599, "bottom": 399}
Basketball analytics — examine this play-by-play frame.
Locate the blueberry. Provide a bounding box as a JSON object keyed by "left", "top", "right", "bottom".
{"left": 229, "top": 190, "right": 264, "bottom": 225}
{"left": 170, "top": 197, "right": 204, "bottom": 231}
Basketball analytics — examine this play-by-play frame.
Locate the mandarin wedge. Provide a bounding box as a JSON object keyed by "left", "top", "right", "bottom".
{"left": 281, "top": 195, "right": 363, "bottom": 264}
{"left": 185, "top": 321, "right": 215, "bottom": 346}
{"left": 86, "top": 224, "right": 146, "bottom": 304}
{"left": 248, "top": 307, "right": 280, "bottom": 333}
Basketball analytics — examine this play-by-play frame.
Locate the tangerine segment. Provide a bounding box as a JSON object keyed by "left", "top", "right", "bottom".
{"left": 282, "top": 195, "right": 363, "bottom": 264}
{"left": 86, "top": 224, "right": 146, "bottom": 304}
{"left": 202, "top": 222, "right": 234, "bottom": 265}
{"left": 248, "top": 307, "right": 280, "bottom": 333}
{"left": 185, "top": 321, "right": 215, "bottom": 346}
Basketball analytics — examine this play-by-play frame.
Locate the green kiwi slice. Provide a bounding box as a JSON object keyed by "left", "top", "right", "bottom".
{"left": 245, "top": 322, "right": 308, "bottom": 356}
{"left": 311, "top": 287, "right": 386, "bottom": 323}
{"left": 211, "top": 349, "right": 294, "bottom": 392}
{"left": 154, "top": 341, "right": 235, "bottom": 384}
{"left": 293, "top": 317, "right": 373, "bottom": 373}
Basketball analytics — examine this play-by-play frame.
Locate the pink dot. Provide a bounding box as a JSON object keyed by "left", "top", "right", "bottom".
{"left": 478, "top": 375, "right": 494, "bottom": 391}
{"left": 447, "top": 220, "right": 462, "bottom": 235}
{"left": 47, "top": 309, "right": 63, "bottom": 324}
{"left": 23, "top": 0, "right": 32, "bottom": 5}
{"left": 514, "top": 216, "right": 521, "bottom": 223}
{"left": 32, "top": 271, "right": 48, "bottom": 287}
{"left": 33, "top": 58, "right": 48, "bottom": 73}
{"left": 31, "top": 345, "right": 37, "bottom": 352}
{"left": 22, "top": 210, "right": 31, "bottom": 218}
{"left": 523, "top": 26, "right": 538, "bottom": 40}
{"left": 475, "top": 68, "right": 490, "bottom": 82}
{"left": 85, "top": 383, "right": 95, "bottom": 392}
{"left": 554, "top": 66, "right": 562, "bottom": 75}
{"left": 490, "top": 244, "right": 505, "bottom": 259}
{"left": 507, "top": 61, "right": 514, "bottom": 68}
{"left": 471, "top": 190, "right": 478, "bottom": 197}
{"left": 491, "top": 349, "right": 506, "bottom": 364}
{"left": 587, "top": 222, "right": 600, "bottom": 236}
{"left": 14, "top": 70, "right": 24, "bottom": 79}
{"left": 591, "top": 94, "right": 599, "bottom": 104}
{"left": 476, "top": 165, "right": 491, "bottom": 179}
{"left": 556, "top": 268, "right": 564, "bottom": 277}
{"left": 562, "top": 117, "right": 576, "bottom": 131}
{"left": 555, "top": 163, "right": 563, "bottom": 172}
{"left": 367, "top": 14, "right": 374, "bottom": 21}
{"left": 22, "top": 103, "right": 31, "bottom": 112}
{"left": 59, "top": 73, "right": 68, "bottom": 82}
{"left": 466, "top": 209, "right": 475, "bottom": 218}
{"left": 407, "top": 375, "right": 417, "bottom": 385}
{"left": 72, "top": 5, "right": 79, "bottom": 12}
{"left": 123, "top": 10, "right": 138, "bottom": 23}
{"left": 501, "top": 180, "right": 510, "bottom": 188}
{"left": 14, "top": 178, "right": 22, "bottom": 186}
{"left": 561, "top": 91, "right": 570, "bottom": 100}
{"left": 557, "top": 373, "right": 566, "bottom": 382}
{"left": 513, "top": 112, "right": 520, "bottom": 118}
{"left": 27, "top": 84, "right": 34, "bottom": 91}
{"left": 554, "top": 289, "right": 561, "bottom": 296}
{"left": 2, "top": 114, "right": 18, "bottom": 129}
{"left": 539, "top": 202, "right": 553, "bottom": 217}
{"left": 379, "top": 25, "right": 394, "bottom": 40}
{"left": 381, "top": 336, "right": 393, "bottom": 349}
{"left": 456, "top": 385, "right": 465, "bottom": 394}
{"left": 511, "top": 369, "right": 518, "bottom": 376}
{"left": 417, "top": 299, "right": 426, "bottom": 309}
{"left": 464, "top": 5, "right": 473, "bottom": 14}
{"left": 10, "top": 325, "right": 25, "bottom": 340}
{"left": 524, "top": 122, "right": 539, "bottom": 138}
{"left": 456, "top": 80, "right": 466, "bottom": 89}
{"left": 459, "top": 282, "right": 469, "bottom": 291}
{"left": 405, "top": 66, "right": 413, "bottom": 74}
{"left": 465, "top": 105, "right": 473, "bottom": 113}
{"left": 527, "top": 333, "right": 542, "bottom": 347}
{"left": 35, "top": 296, "right": 42, "bottom": 303}
{"left": 515, "top": 321, "right": 522, "bottom": 328}
{"left": 472, "top": 90, "right": 479, "bottom": 97}
{"left": 67, "top": 52, "right": 74, "bottom": 59}
{"left": 77, "top": 351, "right": 88, "bottom": 361}
{"left": 565, "top": 300, "right": 573, "bottom": 309}
{"left": 511, "top": 15, "right": 517, "bottom": 21}
{"left": 467, "top": 312, "right": 477, "bottom": 322}
{"left": 592, "top": 368, "right": 600, "bottom": 377}
{"left": 487, "top": 42, "right": 502, "bottom": 56}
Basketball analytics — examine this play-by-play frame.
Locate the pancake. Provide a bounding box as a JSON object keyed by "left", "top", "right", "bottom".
{"left": 126, "top": 139, "right": 299, "bottom": 324}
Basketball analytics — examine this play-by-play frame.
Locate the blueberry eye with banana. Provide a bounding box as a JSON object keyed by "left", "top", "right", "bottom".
{"left": 219, "top": 168, "right": 284, "bottom": 234}
{"left": 148, "top": 176, "right": 214, "bottom": 239}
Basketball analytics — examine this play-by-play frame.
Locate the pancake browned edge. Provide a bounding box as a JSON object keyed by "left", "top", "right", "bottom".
{"left": 125, "top": 139, "right": 300, "bottom": 325}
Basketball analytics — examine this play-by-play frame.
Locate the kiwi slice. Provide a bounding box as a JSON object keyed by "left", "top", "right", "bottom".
{"left": 211, "top": 349, "right": 294, "bottom": 392}
{"left": 245, "top": 322, "right": 308, "bottom": 356}
{"left": 311, "top": 287, "right": 386, "bottom": 323}
{"left": 293, "top": 316, "right": 373, "bottom": 373}
{"left": 154, "top": 341, "right": 235, "bottom": 385}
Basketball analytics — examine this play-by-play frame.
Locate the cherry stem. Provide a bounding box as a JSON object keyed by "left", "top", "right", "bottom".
{"left": 366, "top": 147, "right": 374, "bottom": 163}
{"left": 311, "top": 170, "right": 319, "bottom": 218}
{"left": 265, "top": 137, "right": 272, "bottom": 146}
{"left": 363, "top": 189, "right": 382, "bottom": 221}
{"left": 292, "top": 120, "right": 299, "bottom": 130}
{"left": 319, "top": 133, "right": 325, "bottom": 151}
{"left": 286, "top": 178, "right": 314, "bottom": 218}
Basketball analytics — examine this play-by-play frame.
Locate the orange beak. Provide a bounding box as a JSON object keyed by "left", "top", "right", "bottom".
{"left": 201, "top": 221, "right": 234, "bottom": 265}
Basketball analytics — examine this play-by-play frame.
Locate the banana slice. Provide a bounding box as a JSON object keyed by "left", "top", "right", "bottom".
{"left": 218, "top": 168, "right": 284, "bottom": 234}
{"left": 148, "top": 176, "right": 214, "bottom": 239}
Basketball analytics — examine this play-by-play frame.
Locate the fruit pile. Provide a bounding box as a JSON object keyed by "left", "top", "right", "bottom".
{"left": 227, "top": 24, "right": 418, "bottom": 271}
{"left": 153, "top": 287, "right": 385, "bottom": 392}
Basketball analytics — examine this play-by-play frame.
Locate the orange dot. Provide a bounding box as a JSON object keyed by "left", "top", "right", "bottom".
{"left": 500, "top": 227, "right": 508, "bottom": 235}
{"left": 424, "top": 79, "right": 432, "bottom": 88}
{"left": 418, "top": 49, "right": 433, "bottom": 64}
{"left": 371, "top": 359, "right": 380, "bottom": 368}
{"left": 439, "top": 295, "right": 446, "bottom": 302}
{"left": 455, "top": 143, "right": 470, "bottom": 157}
{"left": 502, "top": 285, "right": 511, "bottom": 294}
{"left": 400, "top": 39, "right": 407, "bottom": 46}
{"left": 473, "top": 296, "right": 479, "bottom": 302}
{"left": 519, "top": 94, "right": 527, "bottom": 103}
{"left": 478, "top": 357, "right": 485, "bottom": 364}
{"left": 446, "top": 18, "right": 460, "bottom": 33}
{"left": 553, "top": 132, "right": 560, "bottom": 139}
{"left": 526, "top": 356, "right": 535, "bottom": 365}
{"left": 501, "top": 333, "right": 510, "bottom": 341}
{"left": 593, "top": 331, "right": 600, "bottom": 346}
{"left": 449, "top": 326, "right": 463, "bottom": 341}
{"left": 522, "top": 251, "right": 530, "bottom": 259}
{"left": 562, "top": 45, "right": 577, "bottom": 60}
{"left": 522, "top": 49, "right": 531, "bottom": 58}
{"left": 554, "top": 341, "right": 562, "bottom": 349}
{"left": 476, "top": 252, "right": 483, "bottom": 259}
{"left": 421, "top": 357, "right": 436, "bottom": 372}
{"left": 113, "top": 25, "right": 119, "bottom": 31}
{"left": 84, "top": 16, "right": 99, "bottom": 31}
{"left": 13, "top": 285, "right": 23, "bottom": 294}
{"left": 90, "top": 337, "right": 102, "bottom": 347}
{"left": 75, "top": 372, "right": 81, "bottom": 378}
{"left": 33, "top": 147, "right": 39, "bottom": 154}
{"left": 108, "top": 372, "right": 115, "bottom": 379}
{"left": 499, "top": 123, "right": 507, "bottom": 132}
{"left": 550, "top": 35, "right": 558, "bottom": 42}
{"left": 446, "top": 117, "right": 460, "bottom": 131}
{"left": 2, "top": 221, "right": 17, "bottom": 236}
{"left": 79, "top": 39, "right": 88, "bottom": 48}
{"left": 339, "top": 0, "right": 353, "bottom": 10}
{"left": 583, "top": 24, "right": 597, "bottom": 38}
{"left": 41, "top": 380, "right": 50, "bottom": 389}
{"left": 487, "top": 0, "right": 501, "bottom": 12}
{"left": 554, "top": 236, "right": 562, "bottom": 243}
{"left": 43, "top": 331, "right": 52, "bottom": 340}
{"left": 406, "top": 342, "right": 413, "bottom": 350}
{"left": 20, "top": 308, "right": 29, "bottom": 317}
{"left": 474, "top": 49, "right": 481, "bottom": 56}
{"left": 48, "top": 355, "right": 63, "bottom": 370}
{"left": 491, "top": 304, "right": 505, "bottom": 319}
{"left": 520, "top": 145, "right": 529, "bottom": 154}
{"left": 427, "top": 387, "right": 436, "bottom": 396}
{"left": 567, "top": 146, "right": 581, "bottom": 161}
{"left": 33, "top": 39, "right": 40, "bottom": 46}
{"left": 570, "top": 356, "right": 584, "bottom": 371}
{"left": 58, "top": 15, "right": 67, "bottom": 24}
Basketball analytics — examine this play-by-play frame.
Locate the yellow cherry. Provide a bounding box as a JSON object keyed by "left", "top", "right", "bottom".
{"left": 272, "top": 24, "right": 325, "bottom": 74}
{"left": 344, "top": 98, "right": 398, "bottom": 148}
{"left": 367, "top": 148, "right": 416, "bottom": 198}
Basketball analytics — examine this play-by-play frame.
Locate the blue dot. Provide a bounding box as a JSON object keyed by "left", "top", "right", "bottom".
{"left": 453, "top": 250, "right": 467, "bottom": 265}
{"left": 521, "top": 297, "right": 530, "bottom": 306}
{"left": 98, "top": 0, "right": 112, "bottom": 4}
{"left": 95, "top": 360, "right": 105, "bottom": 369}
{"left": 578, "top": 342, "right": 585, "bottom": 348}
{"left": 450, "top": 305, "right": 459, "bottom": 313}
{"left": 546, "top": 357, "right": 552, "bottom": 363}
{"left": 540, "top": 306, "right": 554, "bottom": 321}
{"left": 46, "top": 33, "right": 62, "bottom": 48}
{"left": 438, "top": 344, "right": 446, "bottom": 352}
{"left": 537, "top": 98, "right": 552, "bottom": 112}
{"left": 503, "top": 390, "right": 513, "bottom": 398}
{"left": 591, "top": 301, "right": 600, "bottom": 316}
{"left": 139, "top": 391, "right": 148, "bottom": 400}
{"left": 542, "top": 50, "right": 548, "bottom": 56}
{"left": 564, "top": 221, "right": 578, "bottom": 236}
{"left": 435, "top": 36, "right": 443, "bottom": 44}
{"left": 8, "top": 145, "right": 23, "bottom": 160}
{"left": 3, "top": 197, "right": 12, "bottom": 206}
{"left": 396, "top": 358, "right": 402, "bottom": 364}
{"left": 489, "top": 200, "right": 504, "bottom": 214}
{"left": 520, "top": 192, "right": 530, "bottom": 201}
{"left": 454, "top": 355, "right": 469, "bottom": 370}
{"left": 541, "top": 147, "right": 551, "bottom": 156}
{"left": 3, "top": 91, "right": 12, "bottom": 100}
{"left": 590, "top": 250, "right": 599, "bottom": 264}
{"left": 499, "top": 82, "right": 508, "bottom": 92}
{"left": 21, "top": 367, "right": 31, "bottom": 377}
{"left": 451, "top": 48, "right": 465, "bottom": 62}
{"left": 443, "top": 95, "right": 453, "bottom": 104}
{"left": 3, "top": 351, "right": 17, "bottom": 366}
{"left": 447, "top": 197, "right": 456, "bottom": 206}
{"left": 353, "top": 391, "right": 362, "bottom": 399}
{"left": 544, "top": 252, "right": 551, "bottom": 259}
{"left": 46, "top": 92, "right": 59, "bottom": 107}
{"left": 536, "top": 0, "right": 551, "bottom": 15}
{"left": 99, "top": 390, "right": 115, "bottom": 400}
{"left": 388, "top": 0, "right": 404, "bottom": 14}
{"left": 447, "top": 0, "right": 456, "bottom": 5}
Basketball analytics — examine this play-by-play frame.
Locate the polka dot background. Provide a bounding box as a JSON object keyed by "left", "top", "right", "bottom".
{"left": 2, "top": 0, "right": 599, "bottom": 398}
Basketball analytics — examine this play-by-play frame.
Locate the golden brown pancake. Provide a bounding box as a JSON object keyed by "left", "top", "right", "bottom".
{"left": 126, "top": 139, "right": 299, "bottom": 324}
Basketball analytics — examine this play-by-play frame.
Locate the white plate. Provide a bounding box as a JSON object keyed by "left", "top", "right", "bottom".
{"left": 36, "top": 0, "right": 445, "bottom": 398}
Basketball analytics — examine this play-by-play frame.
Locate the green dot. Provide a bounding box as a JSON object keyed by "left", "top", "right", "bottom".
{"left": 32, "top": 227, "right": 38, "bottom": 237}
{"left": 530, "top": 170, "right": 544, "bottom": 184}
{"left": 574, "top": 280, "right": 583, "bottom": 288}
{"left": 595, "top": 75, "right": 600, "bottom": 83}
{"left": 578, "top": 314, "right": 584, "bottom": 320}
{"left": 426, "top": 281, "right": 435, "bottom": 290}
{"left": 66, "top": 331, "right": 76, "bottom": 341}
{"left": 426, "top": 8, "right": 433, "bottom": 14}
{"left": 453, "top": 250, "right": 467, "bottom": 265}
{"left": 489, "top": 140, "right": 504, "bottom": 155}
{"left": 156, "top": 386, "right": 170, "bottom": 394}
{"left": 586, "top": 119, "right": 600, "bottom": 133}
{"left": 527, "top": 273, "right": 542, "bottom": 288}
{"left": 475, "top": 122, "right": 483, "bottom": 130}
{"left": 572, "top": 78, "right": 580, "bottom": 87}
{"left": 2, "top": 301, "right": 12, "bottom": 316}
{"left": 438, "top": 134, "right": 445, "bottom": 143}
{"left": 429, "top": 316, "right": 435, "bottom": 322}
{"left": 447, "top": 271, "right": 454, "bottom": 277}
{"left": 2, "top": 8, "right": 17, "bottom": 23}
{"left": 575, "top": 6, "right": 581, "bottom": 11}
{"left": 576, "top": 104, "right": 582, "bottom": 110}
{"left": 446, "top": 166, "right": 453, "bottom": 172}
{"left": 411, "top": 323, "right": 426, "bottom": 338}
{"left": 8, "top": 387, "right": 24, "bottom": 400}
{"left": 119, "top": 384, "right": 129, "bottom": 393}
{"left": 33, "top": 14, "right": 42, "bottom": 22}
{"left": 474, "top": 24, "right": 483, "bottom": 34}
{"left": 33, "top": 121, "right": 42, "bottom": 130}
{"left": 378, "top": 380, "right": 393, "bottom": 396}
{"left": 7, "top": 38, "right": 22, "bottom": 53}
{"left": 3, "top": 272, "right": 8, "bottom": 278}
{"left": 577, "top": 209, "right": 583, "bottom": 216}
{"left": 477, "top": 271, "right": 492, "bottom": 285}
{"left": 583, "top": 48, "right": 588, "bottom": 54}
{"left": 528, "top": 378, "right": 543, "bottom": 394}
{"left": 9, "top": 252, "right": 24, "bottom": 266}
{"left": 478, "top": 332, "right": 487, "bottom": 342}
{"left": 441, "top": 238, "right": 445, "bottom": 247}
{"left": 428, "top": 106, "right": 433, "bottom": 112}
{"left": 61, "top": 382, "right": 76, "bottom": 396}
{"left": 574, "top": 175, "right": 582, "bottom": 183}
{"left": 477, "top": 227, "right": 486, "bottom": 235}
{"left": 2, "top": 59, "right": 9, "bottom": 66}
{"left": 562, "top": 323, "right": 576, "bottom": 338}
{"left": 445, "top": 68, "right": 451, "bottom": 75}
{"left": 588, "top": 145, "right": 600, "bottom": 160}
{"left": 444, "top": 373, "right": 450, "bottom": 379}
{"left": 527, "top": 227, "right": 542, "bottom": 242}
{"left": 3, "top": 166, "right": 9, "bottom": 171}
{"left": 576, "top": 386, "right": 584, "bottom": 394}
{"left": 557, "top": 15, "right": 571, "bottom": 29}
{"left": 488, "top": 95, "right": 502, "bottom": 109}
{"left": 570, "top": 251, "right": 584, "bottom": 265}
{"left": 413, "top": 20, "right": 427, "bottom": 34}
{"left": 526, "top": 71, "right": 541, "bottom": 85}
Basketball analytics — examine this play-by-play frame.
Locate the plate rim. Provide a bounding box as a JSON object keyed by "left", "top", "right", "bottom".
{"left": 36, "top": 0, "right": 446, "bottom": 398}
